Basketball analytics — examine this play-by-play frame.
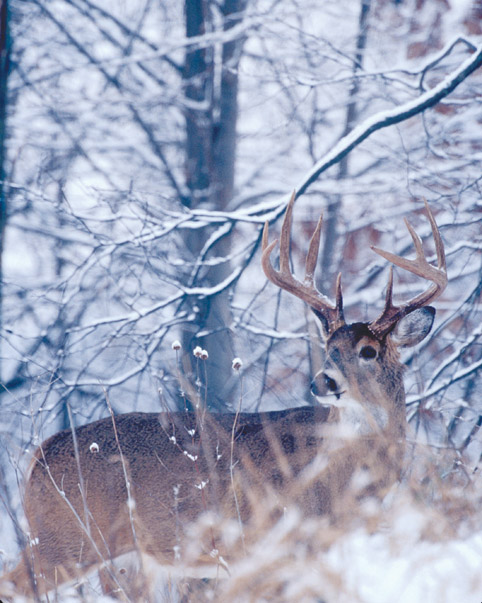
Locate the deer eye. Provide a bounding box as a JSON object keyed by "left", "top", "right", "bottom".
{"left": 324, "top": 374, "right": 338, "bottom": 392}
{"left": 359, "top": 345, "right": 377, "bottom": 360}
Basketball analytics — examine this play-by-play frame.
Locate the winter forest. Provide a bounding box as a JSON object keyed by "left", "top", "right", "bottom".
{"left": 0, "top": 0, "right": 481, "bottom": 600}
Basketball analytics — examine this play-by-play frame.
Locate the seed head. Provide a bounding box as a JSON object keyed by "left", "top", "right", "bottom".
{"left": 232, "top": 357, "right": 243, "bottom": 371}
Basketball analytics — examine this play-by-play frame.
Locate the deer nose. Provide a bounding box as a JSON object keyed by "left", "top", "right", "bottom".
{"left": 311, "top": 372, "right": 338, "bottom": 398}
{"left": 311, "top": 377, "right": 323, "bottom": 397}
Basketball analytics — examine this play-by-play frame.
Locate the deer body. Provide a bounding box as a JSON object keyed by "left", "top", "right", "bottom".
{"left": 4, "top": 400, "right": 402, "bottom": 597}
{"left": 0, "top": 194, "right": 447, "bottom": 598}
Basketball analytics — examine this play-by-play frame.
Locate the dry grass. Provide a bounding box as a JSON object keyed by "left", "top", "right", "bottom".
{"left": 1, "top": 372, "right": 480, "bottom": 602}
{"left": 13, "top": 442, "right": 476, "bottom": 603}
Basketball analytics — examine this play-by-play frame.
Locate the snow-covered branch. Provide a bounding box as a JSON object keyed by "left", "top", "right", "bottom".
{"left": 296, "top": 43, "right": 482, "bottom": 197}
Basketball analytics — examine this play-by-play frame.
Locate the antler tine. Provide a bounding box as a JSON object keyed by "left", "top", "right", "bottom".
{"left": 369, "top": 202, "right": 447, "bottom": 338}
{"left": 279, "top": 190, "right": 296, "bottom": 273}
{"left": 261, "top": 190, "right": 345, "bottom": 333}
{"left": 423, "top": 198, "right": 446, "bottom": 272}
{"left": 382, "top": 265, "right": 394, "bottom": 311}
{"left": 334, "top": 272, "right": 345, "bottom": 322}
{"left": 261, "top": 191, "right": 298, "bottom": 291}
{"left": 304, "top": 213, "right": 323, "bottom": 287}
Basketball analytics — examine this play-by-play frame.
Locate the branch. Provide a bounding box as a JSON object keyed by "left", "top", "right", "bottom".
{"left": 33, "top": 0, "right": 188, "bottom": 203}
{"left": 296, "top": 43, "right": 482, "bottom": 197}
{"left": 407, "top": 357, "right": 482, "bottom": 407}
{"left": 427, "top": 323, "right": 482, "bottom": 390}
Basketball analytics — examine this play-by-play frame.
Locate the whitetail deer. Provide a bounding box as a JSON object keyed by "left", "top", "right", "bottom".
{"left": 0, "top": 194, "right": 447, "bottom": 599}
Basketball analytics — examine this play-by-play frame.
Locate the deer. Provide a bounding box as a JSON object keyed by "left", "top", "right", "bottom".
{"left": 0, "top": 193, "right": 447, "bottom": 599}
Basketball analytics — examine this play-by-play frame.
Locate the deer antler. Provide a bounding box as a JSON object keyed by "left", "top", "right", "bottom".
{"left": 262, "top": 191, "right": 345, "bottom": 334}
{"left": 369, "top": 200, "right": 447, "bottom": 338}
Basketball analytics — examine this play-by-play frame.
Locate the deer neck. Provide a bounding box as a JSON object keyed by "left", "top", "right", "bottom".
{"left": 329, "top": 367, "right": 407, "bottom": 441}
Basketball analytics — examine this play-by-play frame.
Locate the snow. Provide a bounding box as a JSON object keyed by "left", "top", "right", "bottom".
{"left": 326, "top": 521, "right": 482, "bottom": 603}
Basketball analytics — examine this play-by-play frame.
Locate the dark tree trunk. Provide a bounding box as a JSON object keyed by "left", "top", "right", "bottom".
{"left": 319, "top": 0, "right": 371, "bottom": 288}
{"left": 0, "top": 0, "right": 9, "bottom": 382}
{"left": 182, "top": 0, "right": 246, "bottom": 410}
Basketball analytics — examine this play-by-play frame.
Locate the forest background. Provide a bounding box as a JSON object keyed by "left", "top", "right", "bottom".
{"left": 0, "top": 0, "right": 481, "bottom": 600}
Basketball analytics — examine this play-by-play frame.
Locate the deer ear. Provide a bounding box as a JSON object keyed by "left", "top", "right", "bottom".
{"left": 391, "top": 306, "right": 435, "bottom": 347}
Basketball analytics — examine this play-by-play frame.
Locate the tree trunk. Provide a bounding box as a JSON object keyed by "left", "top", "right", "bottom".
{"left": 319, "top": 0, "right": 371, "bottom": 288}
{"left": 182, "top": 0, "right": 246, "bottom": 410}
{"left": 0, "top": 0, "right": 9, "bottom": 383}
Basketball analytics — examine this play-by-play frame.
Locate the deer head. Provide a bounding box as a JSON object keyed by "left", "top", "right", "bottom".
{"left": 262, "top": 192, "right": 447, "bottom": 438}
